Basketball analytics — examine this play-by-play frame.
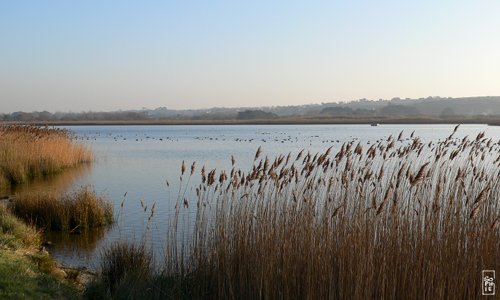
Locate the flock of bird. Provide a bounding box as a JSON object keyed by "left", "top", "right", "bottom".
{"left": 73, "top": 126, "right": 493, "bottom": 153}
{"left": 75, "top": 131, "right": 360, "bottom": 146}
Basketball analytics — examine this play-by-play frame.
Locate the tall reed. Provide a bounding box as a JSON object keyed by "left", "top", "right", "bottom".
{"left": 97, "top": 130, "right": 500, "bottom": 299}
{"left": 0, "top": 125, "right": 92, "bottom": 189}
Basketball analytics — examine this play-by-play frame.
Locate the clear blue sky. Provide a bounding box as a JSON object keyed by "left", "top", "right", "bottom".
{"left": 1, "top": 1, "right": 499, "bottom": 113}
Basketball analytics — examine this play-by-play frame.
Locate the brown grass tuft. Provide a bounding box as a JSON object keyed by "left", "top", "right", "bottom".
{"left": 11, "top": 186, "right": 113, "bottom": 232}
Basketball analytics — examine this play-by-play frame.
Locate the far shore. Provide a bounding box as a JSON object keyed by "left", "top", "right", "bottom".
{"left": 2, "top": 115, "right": 500, "bottom": 126}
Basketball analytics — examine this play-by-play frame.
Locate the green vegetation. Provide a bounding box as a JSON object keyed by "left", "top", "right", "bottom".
{"left": 90, "top": 130, "right": 500, "bottom": 299}
{"left": 0, "top": 251, "right": 79, "bottom": 300}
{"left": 0, "top": 125, "right": 92, "bottom": 191}
{"left": 11, "top": 186, "right": 113, "bottom": 232}
{"left": 237, "top": 109, "right": 278, "bottom": 120}
{"left": 0, "top": 204, "right": 39, "bottom": 250}
{"left": 0, "top": 204, "right": 79, "bottom": 299}
{"left": 321, "top": 106, "right": 356, "bottom": 115}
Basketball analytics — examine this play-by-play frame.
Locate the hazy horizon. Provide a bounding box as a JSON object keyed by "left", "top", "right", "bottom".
{"left": 2, "top": 1, "right": 500, "bottom": 113}
{"left": 3, "top": 95, "right": 500, "bottom": 115}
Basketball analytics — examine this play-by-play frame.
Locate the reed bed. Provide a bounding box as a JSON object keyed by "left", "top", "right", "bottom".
{"left": 0, "top": 125, "right": 92, "bottom": 189}
{"left": 97, "top": 130, "right": 500, "bottom": 299}
{"left": 11, "top": 186, "right": 113, "bottom": 232}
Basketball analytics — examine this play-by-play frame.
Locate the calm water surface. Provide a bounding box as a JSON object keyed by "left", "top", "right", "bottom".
{"left": 21, "top": 124, "right": 500, "bottom": 269}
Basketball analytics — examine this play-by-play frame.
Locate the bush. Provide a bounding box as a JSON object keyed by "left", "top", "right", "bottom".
{"left": 85, "top": 242, "right": 153, "bottom": 299}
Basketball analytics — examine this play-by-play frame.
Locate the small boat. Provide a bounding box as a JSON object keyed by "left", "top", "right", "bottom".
{"left": 370, "top": 123, "right": 379, "bottom": 127}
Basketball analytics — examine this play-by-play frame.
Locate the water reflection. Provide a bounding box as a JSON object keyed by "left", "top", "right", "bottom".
{"left": 12, "top": 164, "right": 110, "bottom": 267}
{"left": 13, "top": 163, "right": 92, "bottom": 195}
{"left": 44, "top": 227, "right": 109, "bottom": 262}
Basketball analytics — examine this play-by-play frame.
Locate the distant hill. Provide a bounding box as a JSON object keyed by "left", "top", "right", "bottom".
{"left": 111, "top": 96, "right": 500, "bottom": 118}
{"left": 2, "top": 96, "right": 500, "bottom": 122}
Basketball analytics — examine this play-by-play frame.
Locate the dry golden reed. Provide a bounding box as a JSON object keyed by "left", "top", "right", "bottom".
{"left": 97, "top": 130, "right": 500, "bottom": 299}
{"left": 11, "top": 186, "right": 113, "bottom": 232}
{"left": 0, "top": 125, "right": 92, "bottom": 189}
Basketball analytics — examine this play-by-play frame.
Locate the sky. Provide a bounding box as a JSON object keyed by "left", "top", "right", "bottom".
{"left": 1, "top": 1, "right": 500, "bottom": 113}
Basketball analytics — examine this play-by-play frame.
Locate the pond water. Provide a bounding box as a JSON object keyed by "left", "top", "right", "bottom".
{"left": 17, "top": 124, "right": 500, "bottom": 269}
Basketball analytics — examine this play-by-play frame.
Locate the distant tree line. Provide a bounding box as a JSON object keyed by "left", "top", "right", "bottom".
{"left": 237, "top": 110, "right": 278, "bottom": 120}
{"left": 320, "top": 105, "right": 418, "bottom": 116}
{"left": 0, "top": 111, "right": 150, "bottom": 122}
{"left": 320, "top": 104, "right": 456, "bottom": 117}
{"left": 2, "top": 96, "right": 500, "bottom": 122}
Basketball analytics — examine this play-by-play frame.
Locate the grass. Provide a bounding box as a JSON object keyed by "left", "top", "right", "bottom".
{"left": 0, "top": 125, "right": 92, "bottom": 190}
{"left": 0, "top": 203, "right": 80, "bottom": 299}
{"left": 11, "top": 186, "right": 113, "bottom": 232}
{"left": 0, "top": 251, "right": 79, "bottom": 300}
{"left": 0, "top": 204, "right": 40, "bottom": 250}
{"left": 91, "top": 129, "right": 500, "bottom": 299}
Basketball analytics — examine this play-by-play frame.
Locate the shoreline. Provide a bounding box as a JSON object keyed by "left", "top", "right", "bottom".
{"left": 2, "top": 116, "right": 500, "bottom": 126}
{"left": 0, "top": 202, "right": 82, "bottom": 297}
